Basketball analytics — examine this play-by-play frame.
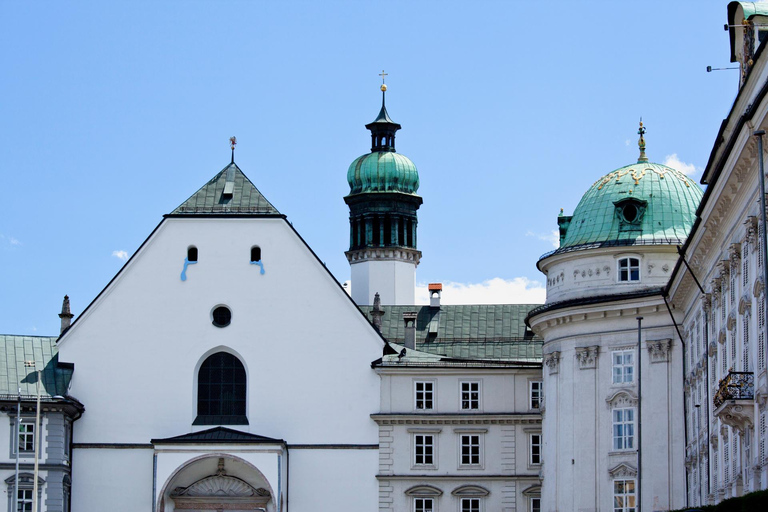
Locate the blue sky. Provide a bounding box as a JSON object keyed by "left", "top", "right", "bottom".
{"left": 0, "top": 1, "right": 738, "bottom": 334}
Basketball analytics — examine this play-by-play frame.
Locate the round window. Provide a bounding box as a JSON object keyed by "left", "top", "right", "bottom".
{"left": 212, "top": 306, "right": 232, "bottom": 327}
{"left": 622, "top": 203, "right": 638, "bottom": 223}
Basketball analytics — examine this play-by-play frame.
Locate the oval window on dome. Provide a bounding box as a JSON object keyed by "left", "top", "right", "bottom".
{"left": 622, "top": 203, "right": 638, "bottom": 223}
{"left": 614, "top": 198, "right": 647, "bottom": 228}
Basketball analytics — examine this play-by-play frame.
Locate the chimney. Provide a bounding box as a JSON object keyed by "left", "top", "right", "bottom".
{"left": 58, "top": 295, "right": 74, "bottom": 334}
{"left": 370, "top": 292, "right": 384, "bottom": 332}
{"left": 428, "top": 283, "right": 442, "bottom": 308}
{"left": 403, "top": 311, "right": 418, "bottom": 349}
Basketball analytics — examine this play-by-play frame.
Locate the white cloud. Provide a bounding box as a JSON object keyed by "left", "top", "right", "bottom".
{"left": 663, "top": 153, "right": 700, "bottom": 177}
{"left": 625, "top": 139, "right": 631, "bottom": 146}
{"left": 0, "top": 234, "right": 22, "bottom": 247}
{"left": 415, "top": 277, "right": 546, "bottom": 305}
{"left": 526, "top": 229, "right": 559, "bottom": 249}
{"left": 112, "top": 250, "right": 129, "bottom": 261}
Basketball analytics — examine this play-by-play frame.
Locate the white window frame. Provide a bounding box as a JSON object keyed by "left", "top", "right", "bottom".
{"left": 415, "top": 381, "right": 435, "bottom": 411}
{"left": 613, "top": 479, "right": 636, "bottom": 512}
{"left": 460, "top": 497, "right": 481, "bottom": 512}
{"left": 618, "top": 257, "right": 640, "bottom": 282}
{"left": 529, "top": 432, "right": 542, "bottom": 466}
{"left": 612, "top": 350, "right": 634, "bottom": 384}
{"left": 612, "top": 408, "right": 636, "bottom": 451}
{"left": 413, "top": 497, "right": 434, "bottom": 512}
{"left": 528, "top": 496, "right": 541, "bottom": 512}
{"left": 459, "top": 433, "right": 482, "bottom": 467}
{"left": 460, "top": 381, "right": 480, "bottom": 411}
{"left": 529, "top": 380, "right": 543, "bottom": 410}
{"left": 413, "top": 433, "right": 436, "bottom": 467}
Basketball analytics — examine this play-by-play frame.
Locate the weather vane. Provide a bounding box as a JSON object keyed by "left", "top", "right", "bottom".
{"left": 230, "top": 136, "right": 237, "bottom": 163}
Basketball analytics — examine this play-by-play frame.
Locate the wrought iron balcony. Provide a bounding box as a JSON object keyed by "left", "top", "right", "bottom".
{"left": 713, "top": 371, "right": 754, "bottom": 408}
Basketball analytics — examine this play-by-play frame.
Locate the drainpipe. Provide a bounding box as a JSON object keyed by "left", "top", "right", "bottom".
{"left": 754, "top": 131, "right": 768, "bottom": 382}
{"left": 636, "top": 316, "right": 643, "bottom": 512}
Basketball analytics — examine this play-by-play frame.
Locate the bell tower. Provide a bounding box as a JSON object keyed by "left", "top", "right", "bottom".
{"left": 345, "top": 76, "right": 422, "bottom": 305}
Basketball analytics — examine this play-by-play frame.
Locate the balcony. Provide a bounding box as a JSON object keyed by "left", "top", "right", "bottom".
{"left": 713, "top": 371, "right": 754, "bottom": 432}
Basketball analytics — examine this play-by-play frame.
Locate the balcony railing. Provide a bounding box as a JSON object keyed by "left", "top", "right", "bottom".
{"left": 713, "top": 371, "right": 754, "bottom": 408}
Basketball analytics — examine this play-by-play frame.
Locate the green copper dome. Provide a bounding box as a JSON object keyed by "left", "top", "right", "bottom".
{"left": 555, "top": 161, "right": 703, "bottom": 253}
{"left": 347, "top": 151, "right": 420, "bottom": 195}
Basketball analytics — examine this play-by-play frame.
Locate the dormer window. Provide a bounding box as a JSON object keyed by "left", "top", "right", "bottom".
{"left": 618, "top": 257, "right": 640, "bottom": 282}
{"left": 614, "top": 198, "right": 647, "bottom": 229}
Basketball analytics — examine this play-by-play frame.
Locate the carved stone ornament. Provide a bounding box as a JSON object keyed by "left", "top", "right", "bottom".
{"left": 544, "top": 351, "right": 560, "bottom": 375}
{"left": 701, "top": 293, "right": 712, "bottom": 313}
{"left": 170, "top": 458, "right": 271, "bottom": 511}
{"left": 710, "top": 433, "right": 719, "bottom": 449}
{"left": 729, "top": 243, "right": 742, "bottom": 274}
{"left": 754, "top": 276, "right": 765, "bottom": 299}
{"left": 745, "top": 216, "right": 758, "bottom": 245}
{"left": 646, "top": 339, "right": 671, "bottom": 363}
{"left": 575, "top": 346, "right": 599, "bottom": 369}
{"left": 739, "top": 294, "right": 752, "bottom": 315}
{"left": 608, "top": 462, "right": 637, "bottom": 479}
{"left": 727, "top": 311, "right": 737, "bottom": 332}
{"left": 605, "top": 389, "right": 638, "bottom": 409}
{"left": 719, "top": 259, "right": 730, "bottom": 279}
{"left": 718, "top": 327, "right": 727, "bottom": 345}
{"left": 714, "top": 403, "right": 754, "bottom": 434}
{"left": 712, "top": 278, "right": 722, "bottom": 302}
{"left": 708, "top": 341, "right": 718, "bottom": 357}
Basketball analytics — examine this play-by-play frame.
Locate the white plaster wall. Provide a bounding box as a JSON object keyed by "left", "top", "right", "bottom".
{"left": 287, "top": 449, "right": 378, "bottom": 511}
{"left": 350, "top": 259, "right": 416, "bottom": 306}
{"left": 71, "top": 448, "right": 153, "bottom": 511}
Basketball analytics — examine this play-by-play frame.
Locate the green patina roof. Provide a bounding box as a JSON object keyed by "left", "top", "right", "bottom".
{"left": 553, "top": 162, "right": 703, "bottom": 255}
{"left": 347, "top": 152, "right": 420, "bottom": 195}
{"left": 362, "top": 304, "right": 543, "bottom": 361}
{"left": 171, "top": 162, "right": 280, "bottom": 215}
{"left": 0, "top": 335, "right": 73, "bottom": 399}
{"left": 728, "top": 2, "right": 768, "bottom": 61}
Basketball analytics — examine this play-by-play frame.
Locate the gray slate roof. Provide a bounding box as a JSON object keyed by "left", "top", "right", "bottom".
{"left": 0, "top": 335, "right": 73, "bottom": 399}
{"left": 152, "top": 426, "right": 285, "bottom": 445}
{"left": 361, "top": 304, "right": 543, "bottom": 361}
{"left": 170, "top": 162, "right": 280, "bottom": 215}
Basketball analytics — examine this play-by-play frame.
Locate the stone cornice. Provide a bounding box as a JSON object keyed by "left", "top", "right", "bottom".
{"left": 370, "top": 413, "right": 540, "bottom": 426}
{"left": 346, "top": 247, "right": 421, "bottom": 265}
{"left": 376, "top": 474, "right": 541, "bottom": 481}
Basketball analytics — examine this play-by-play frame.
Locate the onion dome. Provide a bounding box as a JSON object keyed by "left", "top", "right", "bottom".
{"left": 553, "top": 122, "right": 703, "bottom": 255}
{"left": 346, "top": 83, "right": 420, "bottom": 195}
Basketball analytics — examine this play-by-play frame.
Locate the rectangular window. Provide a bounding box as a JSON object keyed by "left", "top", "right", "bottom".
{"left": 415, "top": 381, "right": 434, "bottom": 410}
{"left": 414, "top": 498, "right": 434, "bottom": 512}
{"left": 613, "top": 479, "right": 636, "bottom": 512}
{"left": 461, "top": 498, "right": 480, "bottom": 512}
{"left": 414, "top": 434, "right": 434, "bottom": 465}
{"left": 612, "top": 408, "right": 635, "bottom": 451}
{"left": 618, "top": 258, "right": 640, "bottom": 282}
{"left": 17, "top": 488, "right": 33, "bottom": 512}
{"left": 612, "top": 350, "right": 634, "bottom": 384}
{"left": 530, "top": 497, "right": 541, "bottom": 512}
{"left": 18, "top": 423, "right": 34, "bottom": 453}
{"left": 530, "top": 381, "right": 543, "bottom": 410}
{"left": 529, "top": 433, "right": 542, "bottom": 465}
{"left": 460, "top": 381, "right": 480, "bottom": 410}
{"left": 460, "top": 434, "right": 481, "bottom": 465}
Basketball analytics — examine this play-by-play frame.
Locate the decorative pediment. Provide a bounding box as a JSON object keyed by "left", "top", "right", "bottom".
{"left": 646, "top": 339, "right": 671, "bottom": 363}
{"left": 171, "top": 476, "right": 268, "bottom": 498}
{"left": 606, "top": 389, "right": 638, "bottom": 409}
{"left": 608, "top": 462, "right": 637, "bottom": 479}
{"left": 739, "top": 294, "right": 752, "bottom": 315}
{"left": 521, "top": 485, "right": 542, "bottom": 497}
{"left": 405, "top": 485, "right": 443, "bottom": 497}
{"left": 451, "top": 485, "right": 490, "bottom": 497}
{"left": 544, "top": 351, "right": 560, "bottom": 375}
{"left": 575, "top": 346, "right": 598, "bottom": 369}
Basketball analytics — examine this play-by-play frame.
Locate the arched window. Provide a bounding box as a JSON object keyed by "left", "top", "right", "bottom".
{"left": 187, "top": 246, "right": 198, "bottom": 262}
{"left": 250, "top": 246, "right": 261, "bottom": 262}
{"left": 194, "top": 352, "right": 247, "bottom": 425}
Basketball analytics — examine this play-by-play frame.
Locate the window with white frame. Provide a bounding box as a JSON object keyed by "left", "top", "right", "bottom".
{"left": 529, "top": 381, "right": 543, "bottom": 409}
{"left": 529, "top": 432, "right": 542, "bottom": 465}
{"left": 414, "top": 498, "right": 434, "bottom": 512}
{"left": 613, "top": 479, "right": 636, "bottom": 512}
{"left": 461, "top": 498, "right": 480, "bottom": 512}
{"left": 415, "top": 381, "right": 434, "bottom": 410}
{"left": 529, "top": 497, "right": 541, "bottom": 512}
{"left": 18, "top": 423, "right": 34, "bottom": 453}
{"left": 612, "top": 350, "right": 634, "bottom": 384}
{"left": 414, "top": 434, "right": 435, "bottom": 466}
{"left": 612, "top": 408, "right": 635, "bottom": 451}
{"left": 460, "top": 434, "right": 481, "bottom": 466}
{"left": 618, "top": 257, "right": 640, "bottom": 282}
{"left": 460, "top": 381, "right": 480, "bottom": 410}
{"left": 5, "top": 473, "right": 42, "bottom": 512}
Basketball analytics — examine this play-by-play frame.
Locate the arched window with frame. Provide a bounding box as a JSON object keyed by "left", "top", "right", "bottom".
{"left": 618, "top": 257, "right": 640, "bottom": 282}
{"left": 194, "top": 352, "right": 248, "bottom": 425}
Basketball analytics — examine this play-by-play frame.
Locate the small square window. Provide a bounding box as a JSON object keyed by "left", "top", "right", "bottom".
{"left": 530, "top": 381, "right": 543, "bottom": 410}
{"left": 414, "top": 498, "right": 434, "bottom": 512}
{"left": 460, "top": 434, "right": 481, "bottom": 466}
{"left": 415, "top": 381, "right": 434, "bottom": 410}
{"left": 414, "top": 434, "right": 435, "bottom": 466}
{"left": 460, "top": 381, "right": 480, "bottom": 410}
{"left": 618, "top": 258, "right": 640, "bottom": 282}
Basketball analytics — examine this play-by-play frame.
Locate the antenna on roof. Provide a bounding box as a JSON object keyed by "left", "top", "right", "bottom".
{"left": 706, "top": 65, "right": 739, "bottom": 72}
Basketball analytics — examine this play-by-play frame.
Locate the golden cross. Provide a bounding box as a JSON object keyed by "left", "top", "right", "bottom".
{"left": 379, "top": 70, "right": 388, "bottom": 84}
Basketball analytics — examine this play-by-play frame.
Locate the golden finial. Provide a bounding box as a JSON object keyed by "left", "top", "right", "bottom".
{"left": 379, "top": 70, "right": 388, "bottom": 92}
{"left": 637, "top": 119, "right": 648, "bottom": 163}
{"left": 229, "top": 136, "right": 237, "bottom": 163}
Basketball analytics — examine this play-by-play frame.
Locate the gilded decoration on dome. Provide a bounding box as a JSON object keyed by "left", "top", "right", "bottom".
{"left": 595, "top": 165, "right": 690, "bottom": 190}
